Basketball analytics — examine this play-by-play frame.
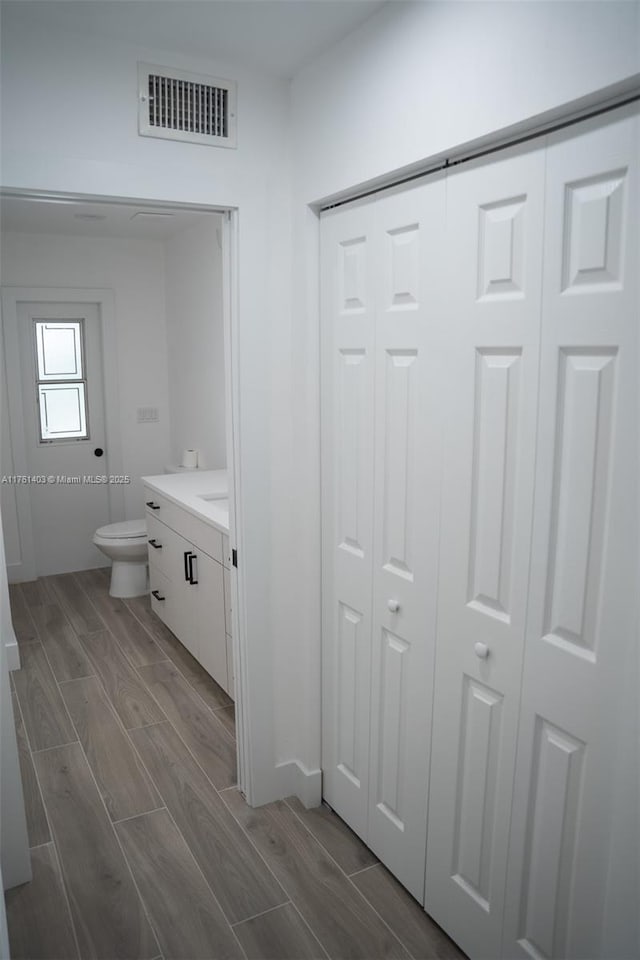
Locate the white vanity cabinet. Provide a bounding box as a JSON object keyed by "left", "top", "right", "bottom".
{"left": 144, "top": 484, "right": 232, "bottom": 698}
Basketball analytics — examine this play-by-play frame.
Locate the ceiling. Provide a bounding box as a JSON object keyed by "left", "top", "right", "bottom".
{"left": 2, "top": 0, "right": 387, "bottom": 79}
{"left": 0, "top": 197, "right": 221, "bottom": 240}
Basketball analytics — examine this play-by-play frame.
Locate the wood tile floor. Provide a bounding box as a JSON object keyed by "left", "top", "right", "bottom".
{"left": 5, "top": 569, "right": 465, "bottom": 960}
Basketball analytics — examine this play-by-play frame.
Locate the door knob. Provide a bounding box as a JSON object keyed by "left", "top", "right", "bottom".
{"left": 474, "top": 641, "right": 489, "bottom": 659}
{"left": 387, "top": 599, "right": 400, "bottom": 613}
{"left": 94, "top": 447, "right": 104, "bottom": 457}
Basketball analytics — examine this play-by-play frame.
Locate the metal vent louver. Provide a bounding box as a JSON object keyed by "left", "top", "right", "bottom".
{"left": 138, "top": 63, "right": 236, "bottom": 148}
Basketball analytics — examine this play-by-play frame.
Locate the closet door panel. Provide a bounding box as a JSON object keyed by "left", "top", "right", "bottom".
{"left": 425, "top": 145, "right": 545, "bottom": 959}
{"left": 321, "top": 202, "right": 377, "bottom": 837}
{"left": 503, "top": 107, "right": 639, "bottom": 960}
{"left": 367, "top": 179, "right": 446, "bottom": 900}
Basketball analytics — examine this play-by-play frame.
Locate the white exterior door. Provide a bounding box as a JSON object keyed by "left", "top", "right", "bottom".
{"left": 17, "top": 301, "right": 111, "bottom": 575}
{"left": 424, "top": 144, "right": 546, "bottom": 958}
{"left": 502, "top": 107, "right": 638, "bottom": 960}
{"left": 321, "top": 177, "right": 445, "bottom": 899}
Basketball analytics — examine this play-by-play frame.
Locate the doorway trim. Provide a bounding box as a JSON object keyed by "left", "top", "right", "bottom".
{"left": 1, "top": 286, "right": 124, "bottom": 581}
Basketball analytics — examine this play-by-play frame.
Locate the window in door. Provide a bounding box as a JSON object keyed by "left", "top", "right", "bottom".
{"left": 33, "top": 319, "right": 89, "bottom": 441}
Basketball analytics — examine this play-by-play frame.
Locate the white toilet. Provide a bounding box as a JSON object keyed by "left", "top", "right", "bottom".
{"left": 93, "top": 519, "right": 149, "bottom": 598}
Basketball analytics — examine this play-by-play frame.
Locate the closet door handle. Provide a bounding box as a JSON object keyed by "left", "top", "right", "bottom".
{"left": 148, "top": 539, "right": 162, "bottom": 549}
{"left": 184, "top": 550, "right": 192, "bottom": 582}
{"left": 188, "top": 552, "right": 199, "bottom": 585}
{"left": 474, "top": 642, "right": 490, "bottom": 659}
{"left": 146, "top": 501, "right": 160, "bottom": 511}
{"left": 151, "top": 589, "right": 165, "bottom": 601}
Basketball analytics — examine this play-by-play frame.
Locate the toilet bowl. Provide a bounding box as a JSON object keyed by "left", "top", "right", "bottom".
{"left": 93, "top": 519, "right": 148, "bottom": 598}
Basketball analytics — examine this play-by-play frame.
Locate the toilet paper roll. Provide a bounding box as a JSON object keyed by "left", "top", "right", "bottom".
{"left": 181, "top": 449, "right": 199, "bottom": 469}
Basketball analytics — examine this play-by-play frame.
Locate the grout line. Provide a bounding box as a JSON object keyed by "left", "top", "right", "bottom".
{"left": 111, "top": 806, "right": 167, "bottom": 826}
{"left": 281, "top": 795, "right": 414, "bottom": 958}
{"left": 348, "top": 862, "right": 379, "bottom": 879}
{"left": 48, "top": 821, "right": 83, "bottom": 960}
{"left": 124, "top": 715, "right": 173, "bottom": 732}
{"left": 288, "top": 899, "right": 332, "bottom": 960}
{"left": 31, "top": 740, "right": 80, "bottom": 755}
{"left": 230, "top": 900, "right": 293, "bottom": 928}
{"left": 26, "top": 841, "right": 54, "bottom": 852}
{"left": 56, "top": 673, "right": 98, "bottom": 686}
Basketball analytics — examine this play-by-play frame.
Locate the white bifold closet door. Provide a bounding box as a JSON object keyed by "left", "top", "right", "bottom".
{"left": 424, "top": 141, "right": 546, "bottom": 960}
{"left": 321, "top": 176, "right": 446, "bottom": 900}
{"left": 501, "top": 108, "right": 638, "bottom": 960}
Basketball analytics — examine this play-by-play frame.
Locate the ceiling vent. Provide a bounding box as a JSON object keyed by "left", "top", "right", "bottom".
{"left": 138, "top": 63, "right": 236, "bottom": 149}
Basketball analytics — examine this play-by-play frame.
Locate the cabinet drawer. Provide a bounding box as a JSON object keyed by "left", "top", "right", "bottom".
{"left": 143, "top": 488, "right": 184, "bottom": 533}
{"left": 149, "top": 564, "right": 174, "bottom": 632}
{"left": 146, "top": 514, "right": 171, "bottom": 577}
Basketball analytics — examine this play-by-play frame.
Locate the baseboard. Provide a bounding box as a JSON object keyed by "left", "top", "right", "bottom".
{"left": 276, "top": 760, "right": 322, "bottom": 809}
{"left": 6, "top": 638, "right": 20, "bottom": 673}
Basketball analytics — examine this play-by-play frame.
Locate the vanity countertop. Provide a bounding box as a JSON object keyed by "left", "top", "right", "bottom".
{"left": 142, "top": 469, "right": 229, "bottom": 535}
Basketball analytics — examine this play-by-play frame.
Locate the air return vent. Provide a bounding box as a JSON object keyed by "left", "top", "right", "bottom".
{"left": 138, "top": 63, "right": 236, "bottom": 148}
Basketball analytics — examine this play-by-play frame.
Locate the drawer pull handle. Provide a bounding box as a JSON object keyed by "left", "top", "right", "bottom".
{"left": 146, "top": 501, "right": 160, "bottom": 511}
{"left": 151, "top": 589, "right": 165, "bottom": 601}
{"left": 188, "top": 552, "right": 199, "bottom": 585}
{"left": 148, "top": 539, "right": 162, "bottom": 549}
{"left": 184, "top": 550, "right": 192, "bottom": 582}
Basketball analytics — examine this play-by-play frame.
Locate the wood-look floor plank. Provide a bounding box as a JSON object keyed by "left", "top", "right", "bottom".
{"left": 116, "top": 809, "right": 244, "bottom": 960}
{"left": 29, "top": 601, "right": 94, "bottom": 682}
{"left": 11, "top": 692, "right": 50, "bottom": 847}
{"left": 12, "top": 643, "right": 77, "bottom": 752}
{"left": 20, "top": 578, "right": 53, "bottom": 609}
{"left": 285, "top": 796, "right": 378, "bottom": 876}
{"left": 44, "top": 573, "right": 104, "bottom": 635}
{"left": 79, "top": 630, "right": 166, "bottom": 729}
{"left": 60, "top": 676, "right": 161, "bottom": 822}
{"left": 222, "top": 791, "right": 410, "bottom": 960}
{"left": 234, "top": 903, "right": 325, "bottom": 960}
{"left": 6, "top": 842, "right": 79, "bottom": 960}
{"left": 33, "top": 742, "right": 159, "bottom": 960}
{"left": 75, "top": 570, "right": 166, "bottom": 667}
{"left": 137, "top": 662, "right": 236, "bottom": 788}
{"left": 126, "top": 595, "right": 232, "bottom": 710}
{"left": 353, "top": 864, "right": 467, "bottom": 959}
{"left": 215, "top": 704, "right": 236, "bottom": 740}
{"left": 130, "top": 721, "right": 287, "bottom": 924}
{"left": 8, "top": 583, "right": 39, "bottom": 645}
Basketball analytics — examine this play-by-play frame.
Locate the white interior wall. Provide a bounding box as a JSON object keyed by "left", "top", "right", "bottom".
{"left": 164, "top": 216, "right": 226, "bottom": 471}
{"left": 0, "top": 6, "right": 293, "bottom": 803}
{"left": 0, "top": 231, "right": 171, "bottom": 575}
{"left": 286, "top": 0, "right": 640, "bottom": 789}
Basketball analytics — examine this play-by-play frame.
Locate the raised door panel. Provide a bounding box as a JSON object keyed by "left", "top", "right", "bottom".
{"left": 321, "top": 201, "right": 376, "bottom": 837}
{"left": 367, "top": 178, "right": 446, "bottom": 900}
{"left": 425, "top": 143, "right": 546, "bottom": 959}
{"left": 503, "top": 106, "right": 639, "bottom": 960}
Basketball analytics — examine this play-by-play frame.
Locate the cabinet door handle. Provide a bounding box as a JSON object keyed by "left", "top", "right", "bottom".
{"left": 188, "top": 552, "right": 199, "bottom": 585}
{"left": 151, "top": 589, "right": 165, "bottom": 601}
{"left": 148, "top": 539, "right": 162, "bottom": 549}
{"left": 146, "top": 501, "right": 160, "bottom": 511}
{"left": 184, "top": 550, "right": 192, "bottom": 582}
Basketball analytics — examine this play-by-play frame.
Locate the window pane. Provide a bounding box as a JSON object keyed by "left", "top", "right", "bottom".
{"left": 38, "top": 383, "right": 88, "bottom": 440}
{"left": 35, "top": 321, "right": 83, "bottom": 381}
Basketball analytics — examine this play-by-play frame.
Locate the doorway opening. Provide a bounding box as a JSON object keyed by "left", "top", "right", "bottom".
{"left": 0, "top": 190, "right": 247, "bottom": 794}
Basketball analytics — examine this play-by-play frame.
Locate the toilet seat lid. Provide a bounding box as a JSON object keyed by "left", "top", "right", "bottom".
{"left": 95, "top": 519, "right": 146, "bottom": 540}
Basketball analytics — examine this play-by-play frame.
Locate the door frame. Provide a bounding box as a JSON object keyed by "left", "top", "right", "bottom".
{"left": 0, "top": 191, "right": 250, "bottom": 799}
{"left": 1, "top": 286, "right": 124, "bottom": 581}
